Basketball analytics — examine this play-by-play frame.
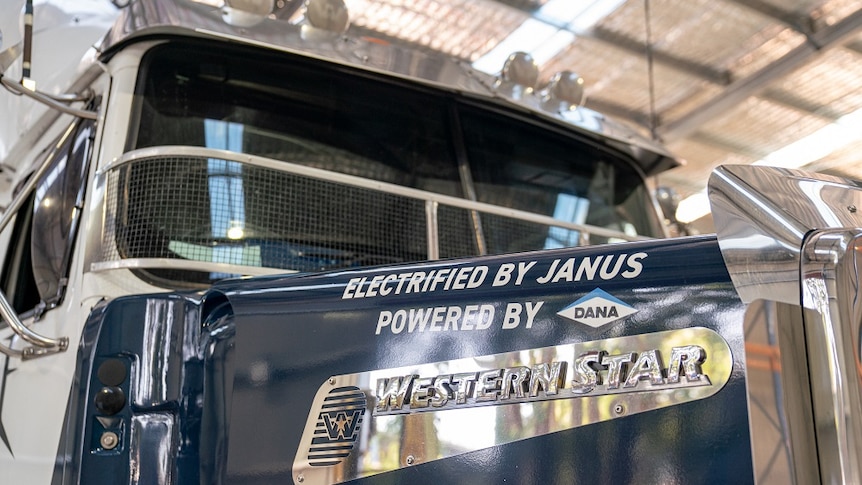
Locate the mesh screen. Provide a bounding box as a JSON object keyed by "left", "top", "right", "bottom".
{"left": 102, "top": 156, "right": 431, "bottom": 273}
{"left": 100, "top": 155, "right": 589, "bottom": 277}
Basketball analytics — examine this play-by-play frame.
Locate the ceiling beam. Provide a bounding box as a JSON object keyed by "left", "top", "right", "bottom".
{"left": 721, "top": 0, "right": 813, "bottom": 36}
{"left": 656, "top": 6, "right": 862, "bottom": 142}
{"left": 688, "top": 132, "right": 770, "bottom": 159}
{"left": 589, "top": 26, "right": 730, "bottom": 85}
{"left": 759, "top": 89, "right": 845, "bottom": 121}
{"left": 845, "top": 39, "right": 862, "bottom": 56}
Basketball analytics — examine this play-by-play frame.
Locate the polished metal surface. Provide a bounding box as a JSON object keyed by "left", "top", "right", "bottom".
{"left": 709, "top": 165, "right": 862, "bottom": 484}
{"left": 0, "top": 75, "right": 97, "bottom": 120}
{"left": 95, "top": 0, "right": 680, "bottom": 177}
{"left": 743, "top": 300, "right": 817, "bottom": 484}
{"left": 800, "top": 230, "right": 862, "bottom": 485}
{"left": 708, "top": 165, "right": 862, "bottom": 305}
{"left": 293, "top": 327, "right": 733, "bottom": 485}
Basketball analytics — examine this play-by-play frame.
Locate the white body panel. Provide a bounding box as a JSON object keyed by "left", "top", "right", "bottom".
{"left": 0, "top": 10, "right": 159, "bottom": 481}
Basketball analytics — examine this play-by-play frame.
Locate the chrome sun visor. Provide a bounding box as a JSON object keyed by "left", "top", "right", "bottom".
{"left": 708, "top": 164, "right": 862, "bottom": 305}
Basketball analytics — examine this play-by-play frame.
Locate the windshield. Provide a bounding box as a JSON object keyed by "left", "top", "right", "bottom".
{"left": 112, "top": 41, "right": 662, "bottom": 286}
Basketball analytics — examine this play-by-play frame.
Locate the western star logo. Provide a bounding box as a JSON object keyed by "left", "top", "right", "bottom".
{"left": 322, "top": 409, "right": 362, "bottom": 441}
{"left": 557, "top": 288, "right": 637, "bottom": 328}
{"left": 308, "top": 386, "right": 366, "bottom": 467}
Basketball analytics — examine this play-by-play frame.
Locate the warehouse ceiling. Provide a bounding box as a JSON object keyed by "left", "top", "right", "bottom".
{"left": 273, "top": 0, "right": 862, "bottom": 224}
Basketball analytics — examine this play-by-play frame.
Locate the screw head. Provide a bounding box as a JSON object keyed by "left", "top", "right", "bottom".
{"left": 100, "top": 431, "right": 119, "bottom": 450}
{"left": 848, "top": 205, "right": 857, "bottom": 214}
{"left": 297, "top": 474, "right": 304, "bottom": 483}
{"left": 613, "top": 404, "right": 625, "bottom": 414}
{"left": 406, "top": 455, "right": 415, "bottom": 465}
{"left": 328, "top": 377, "right": 336, "bottom": 385}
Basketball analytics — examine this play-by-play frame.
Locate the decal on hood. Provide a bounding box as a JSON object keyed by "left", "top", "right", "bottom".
{"left": 557, "top": 288, "right": 638, "bottom": 328}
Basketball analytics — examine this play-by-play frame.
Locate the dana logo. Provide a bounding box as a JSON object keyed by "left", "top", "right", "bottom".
{"left": 308, "top": 386, "right": 366, "bottom": 467}
{"left": 557, "top": 288, "right": 637, "bottom": 328}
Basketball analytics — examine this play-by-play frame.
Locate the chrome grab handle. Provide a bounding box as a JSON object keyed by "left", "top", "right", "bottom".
{"left": 0, "top": 294, "right": 69, "bottom": 359}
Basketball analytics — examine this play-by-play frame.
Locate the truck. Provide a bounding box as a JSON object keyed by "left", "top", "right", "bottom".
{"left": 0, "top": 0, "right": 860, "bottom": 483}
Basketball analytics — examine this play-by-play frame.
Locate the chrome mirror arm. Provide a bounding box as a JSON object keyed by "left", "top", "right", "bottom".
{"left": 0, "top": 293, "right": 68, "bottom": 351}
{"left": 0, "top": 329, "right": 66, "bottom": 360}
{"left": 0, "top": 75, "right": 97, "bottom": 120}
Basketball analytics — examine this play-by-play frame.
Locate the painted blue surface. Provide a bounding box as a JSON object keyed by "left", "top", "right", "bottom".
{"left": 62, "top": 235, "right": 754, "bottom": 484}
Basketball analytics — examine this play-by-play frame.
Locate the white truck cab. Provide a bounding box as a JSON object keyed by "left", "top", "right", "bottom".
{"left": 2, "top": 1, "right": 861, "bottom": 484}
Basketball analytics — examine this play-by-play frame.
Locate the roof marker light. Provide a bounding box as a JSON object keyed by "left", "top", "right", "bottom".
{"left": 305, "top": 0, "right": 349, "bottom": 32}
{"left": 221, "top": 0, "right": 273, "bottom": 27}
{"left": 495, "top": 52, "right": 540, "bottom": 100}
{"left": 541, "top": 71, "right": 585, "bottom": 112}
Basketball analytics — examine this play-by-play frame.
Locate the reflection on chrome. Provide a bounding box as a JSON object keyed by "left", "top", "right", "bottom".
{"left": 709, "top": 165, "right": 862, "bottom": 306}
{"left": 293, "top": 327, "right": 732, "bottom": 485}
{"left": 374, "top": 344, "right": 709, "bottom": 416}
{"left": 801, "top": 230, "right": 862, "bottom": 485}
{"left": 710, "top": 166, "right": 862, "bottom": 485}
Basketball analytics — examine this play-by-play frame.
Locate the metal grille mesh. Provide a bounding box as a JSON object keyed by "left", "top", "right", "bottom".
{"left": 100, "top": 155, "right": 596, "bottom": 275}
{"left": 102, "top": 156, "right": 432, "bottom": 272}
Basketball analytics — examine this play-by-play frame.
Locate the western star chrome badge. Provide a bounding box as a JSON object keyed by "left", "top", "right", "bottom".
{"left": 307, "top": 386, "right": 366, "bottom": 467}
{"left": 293, "top": 327, "right": 732, "bottom": 485}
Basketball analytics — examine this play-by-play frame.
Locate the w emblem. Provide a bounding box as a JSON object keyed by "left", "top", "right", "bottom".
{"left": 322, "top": 409, "right": 362, "bottom": 441}
{"left": 308, "top": 386, "right": 366, "bottom": 467}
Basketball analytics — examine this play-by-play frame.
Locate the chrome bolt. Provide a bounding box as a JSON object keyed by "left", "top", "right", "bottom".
{"left": 297, "top": 474, "right": 304, "bottom": 483}
{"left": 328, "top": 377, "right": 336, "bottom": 385}
{"left": 100, "top": 431, "right": 119, "bottom": 450}
{"left": 849, "top": 205, "right": 857, "bottom": 213}
{"left": 613, "top": 404, "right": 625, "bottom": 415}
{"left": 406, "top": 455, "right": 415, "bottom": 465}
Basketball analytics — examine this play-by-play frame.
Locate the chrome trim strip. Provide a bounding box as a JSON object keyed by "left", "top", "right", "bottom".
{"left": 89, "top": 258, "right": 292, "bottom": 277}
{"left": 103, "top": 146, "right": 649, "bottom": 243}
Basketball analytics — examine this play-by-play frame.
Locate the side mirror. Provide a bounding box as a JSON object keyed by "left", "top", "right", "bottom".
{"left": 655, "top": 186, "right": 691, "bottom": 237}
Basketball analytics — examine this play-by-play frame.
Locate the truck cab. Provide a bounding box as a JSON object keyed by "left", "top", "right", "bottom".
{"left": 1, "top": 1, "right": 861, "bottom": 484}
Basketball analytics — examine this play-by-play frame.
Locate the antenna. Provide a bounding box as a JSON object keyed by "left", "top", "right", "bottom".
{"left": 0, "top": 0, "right": 96, "bottom": 119}
{"left": 644, "top": 0, "right": 658, "bottom": 140}
{"left": 22, "top": 0, "right": 34, "bottom": 90}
